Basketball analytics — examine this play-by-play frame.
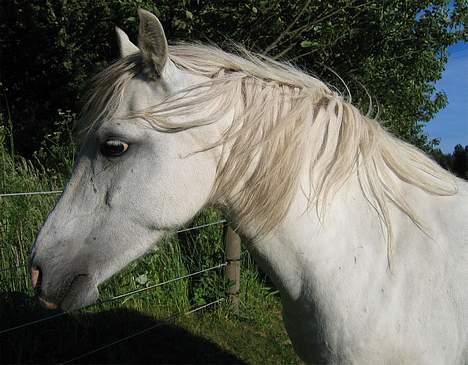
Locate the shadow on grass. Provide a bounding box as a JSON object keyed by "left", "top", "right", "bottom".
{"left": 0, "top": 292, "right": 245, "bottom": 364}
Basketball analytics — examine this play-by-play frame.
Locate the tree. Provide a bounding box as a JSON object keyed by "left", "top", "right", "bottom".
{"left": 0, "top": 0, "right": 466, "bottom": 157}
{"left": 452, "top": 144, "right": 468, "bottom": 178}
{"left": 432, "top": 144, "right": 468, "bottom": 179}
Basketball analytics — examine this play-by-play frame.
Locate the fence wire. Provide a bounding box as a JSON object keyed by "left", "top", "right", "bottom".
{"left": 0, "top": 190, "right": 63, "bottom": 197}
{"left": 0, "top": 310, "right": 68, "bottom": 335}
{"left": 0, "top": 262, "right": 226, "bottom": 335}
{"left": 0, "top": 219, "right": 227, "bottom": 273}
{"left": 60, "top": 298, "right": 225, "bottom": 365}
{"left": 176, "top": 219, "right": 227, "bottom": 233}
{"left": 0, "top": 191, "right": 230, "bottom": 361}
{"left": 103, "top": 262, "right": 227, "bottom": 303}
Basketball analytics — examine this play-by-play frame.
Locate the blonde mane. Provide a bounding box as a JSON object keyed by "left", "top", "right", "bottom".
{"left": 80, "top": 43, "right": 457, "bottom": 252}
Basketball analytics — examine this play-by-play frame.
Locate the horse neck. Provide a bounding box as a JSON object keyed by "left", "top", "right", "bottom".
{"left": 237, "top": 170, "right": 389, "bottom": 302}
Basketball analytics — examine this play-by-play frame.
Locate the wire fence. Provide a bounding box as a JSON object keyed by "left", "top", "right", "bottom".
{"left": 60, "top": 298, "right": 225, "bottom": 365}
{"left": 0, "top": 190, "right": 63, "bottom": 197}
{"left": 0, "top": 217, "right": 227, "bottom": 272}
{"left": 104, "top": 262, "right": 227, "bottom": 303}
{"left": 0, "top": 261, "right": 227, "bottom": 336}
{"left": 0, "top": 189, "right": 233, "bottom": 363}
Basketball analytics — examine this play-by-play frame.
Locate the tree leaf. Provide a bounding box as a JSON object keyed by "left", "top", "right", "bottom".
{"left": 300, "top": 40, "right": 318, "bottom": 48}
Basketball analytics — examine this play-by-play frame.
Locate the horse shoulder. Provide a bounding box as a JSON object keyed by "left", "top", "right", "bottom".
{"left": 250, "top": 177, "right": 468, "bottom": 364}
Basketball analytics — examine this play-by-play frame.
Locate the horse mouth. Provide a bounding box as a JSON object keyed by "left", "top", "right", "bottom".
{"left": 37, "top": 273, "right": 98, "bottom": 311}
{"left": 38, "top": 297, "right": 59, "bottom": 310}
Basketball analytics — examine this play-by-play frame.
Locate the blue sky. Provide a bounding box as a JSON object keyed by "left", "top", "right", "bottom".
{"left": 424, "top": 41, "right": 468, "bottom": 153}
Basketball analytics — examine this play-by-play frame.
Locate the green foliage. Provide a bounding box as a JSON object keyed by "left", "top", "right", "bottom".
{"left": 176, "top": 209, "right": 227, "bottom": 306}
{"left": 0, "top": 126, "right": 64, "bottom": 294}
{"left": 452, "top": 144, "right": 468, "bottom": 178}
{"left": 0, "top": 0, "right": 466, "bottom": 159}
{"left": 0, "top": 0, "right": 113, "bottom": 156}
{"left": 32, "top": 109, "right": 77, "bottom": 176}
{"left": 432, "top": 143, "right": 468, "bottom": 179}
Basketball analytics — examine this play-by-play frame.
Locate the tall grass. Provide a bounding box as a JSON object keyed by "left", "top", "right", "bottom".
{"left": 0, "top": 125, "right": 64, "bottom": 295}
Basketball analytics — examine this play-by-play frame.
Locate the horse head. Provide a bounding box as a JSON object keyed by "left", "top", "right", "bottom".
{"left": 29, "top": 10, "right": 223, "bottom": 310}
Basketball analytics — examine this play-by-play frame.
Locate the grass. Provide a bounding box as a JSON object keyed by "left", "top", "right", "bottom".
{"left": 0, "top": 126, "right": 300, "bottom": 364}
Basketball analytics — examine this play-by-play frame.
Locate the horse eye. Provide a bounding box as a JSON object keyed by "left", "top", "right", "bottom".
{"left": 100, "top": 140, "right": 129, "bottom": 157}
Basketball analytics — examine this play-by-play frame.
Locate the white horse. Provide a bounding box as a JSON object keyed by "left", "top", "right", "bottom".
{"left": 30, "top": 10, "right": 467, "bottom": 364}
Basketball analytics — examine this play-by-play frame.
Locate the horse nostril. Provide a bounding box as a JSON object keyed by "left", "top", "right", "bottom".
{"left": 38, "top": 297, "right": 58, "bottom": 310}
{"left": 31, "top": 266, "right": 41, "bottom": 289}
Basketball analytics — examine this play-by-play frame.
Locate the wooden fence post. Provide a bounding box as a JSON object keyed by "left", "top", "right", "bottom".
{"left": 224, "top": 226, "right": 241, "bottom": 313}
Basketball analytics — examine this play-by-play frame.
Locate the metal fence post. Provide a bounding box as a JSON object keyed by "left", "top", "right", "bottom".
{"left": 224, "top": 226, "right": 241, "bottom": 313}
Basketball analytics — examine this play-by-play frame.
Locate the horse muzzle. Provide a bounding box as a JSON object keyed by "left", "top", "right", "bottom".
{"left": 29, "top": 264, "right": 98, "bottom": 311}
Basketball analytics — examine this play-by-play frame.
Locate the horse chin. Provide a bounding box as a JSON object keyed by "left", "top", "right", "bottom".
{"left": 59, "top": 275, "right": 99, "bottom": 312}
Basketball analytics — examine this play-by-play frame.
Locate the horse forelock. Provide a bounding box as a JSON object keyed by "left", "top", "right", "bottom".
{"left": 78, "top": 43, "right": 457, "bottom": 248}
{"left": 76, "top": 53, "right": 142, "bottom": 138}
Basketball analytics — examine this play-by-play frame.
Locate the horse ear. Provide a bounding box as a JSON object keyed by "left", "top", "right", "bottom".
{"left": 137, "top": 9, "right": 168, "bottom": 77}
{"left": 115, "top": 26, "right": 139, "bottom": 57}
